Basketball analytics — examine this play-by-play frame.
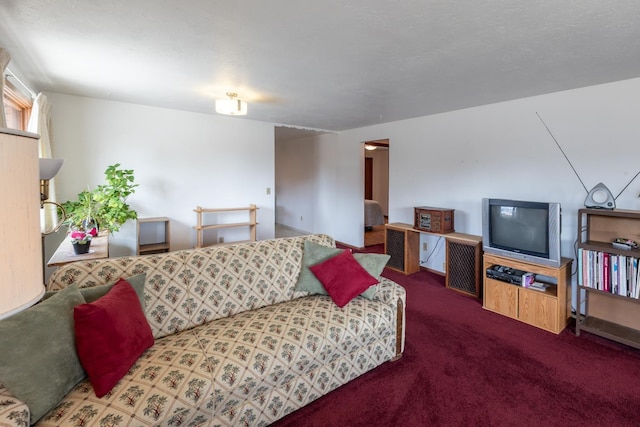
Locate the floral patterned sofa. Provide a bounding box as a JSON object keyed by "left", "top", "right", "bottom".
{"left": 0, "top": 234, "right": 406, "bottom": 426}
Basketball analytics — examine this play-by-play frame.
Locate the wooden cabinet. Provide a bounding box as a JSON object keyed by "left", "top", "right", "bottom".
{"left": 384, "top": 223, "right": 420, "bottom": 274}
{"left": 193, "top": 205, "right": 257, "bottom": 248}
{"left": 446, "top": 234, "right": 483, "bottom": 298}
{"left": 385, "top": 222, "right": 483, "bottom": 298}
{"left": 483, "top": 253, "right": 572, "bottom": 334}
{"left": 576, "top": 208, "right": 640, "bottom": 349}
{"left": 137, "top": 217, "right": 170, "bottom": 255}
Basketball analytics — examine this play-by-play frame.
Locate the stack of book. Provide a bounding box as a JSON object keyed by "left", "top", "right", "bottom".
{"left": 578, "top": 248, "right": 640, "bottom": 298}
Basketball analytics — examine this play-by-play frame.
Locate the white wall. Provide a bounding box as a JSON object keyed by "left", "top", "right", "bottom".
{"left": 274, "top": 132, "right": 364, "bottom": 244}
{"left": 346, "top": 77, "right": 640, "bottom": 276}
{"left": 274, "top": 77, "right": 640, "bottom": 282}
{"left": 275, "top": 135, "right": 319, "bottom": 232}
{"left": 46, "top": 93, "right": 276, "bottom": 261}
{"left": 48, "top": 76, "right": 640, "bottom": 288}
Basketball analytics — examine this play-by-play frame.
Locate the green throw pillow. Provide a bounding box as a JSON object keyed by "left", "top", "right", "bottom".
{"left": 295, "top": 241, "right": 342, "bottom": 295}
{"left": 295, "top": 241, "right": 391, "bottom": 300}
{"left": 0, "top": 284, "right": 87, "bottom": 424}
{"left": 43, "top": 273, "right": 147, "bottom": 310}
{"left": 354, "top": 252, "right": 391, "bottom": 299}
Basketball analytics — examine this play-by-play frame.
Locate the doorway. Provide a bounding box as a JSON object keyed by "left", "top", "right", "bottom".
{"left": 364, "top": 139, "right": 389, "bottom": 246}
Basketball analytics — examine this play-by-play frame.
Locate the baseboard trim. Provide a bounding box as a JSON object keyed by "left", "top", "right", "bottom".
{"left": 420, "top": 266, "right": 445, "bottom": 277}
{"left": 335, "top": 241, "right": 363, "bottom": 250}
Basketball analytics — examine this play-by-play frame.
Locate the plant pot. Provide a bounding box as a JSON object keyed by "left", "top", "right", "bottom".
{"left": 72, "top": 241, "right": 91, "bottom": 255}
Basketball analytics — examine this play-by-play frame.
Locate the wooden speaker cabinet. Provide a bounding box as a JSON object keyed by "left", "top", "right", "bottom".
{"left": 446, "top": 234, "right": 483, "bottom": 298}
{"left": 385, "top": 223, "right": 420, "bottom": 275}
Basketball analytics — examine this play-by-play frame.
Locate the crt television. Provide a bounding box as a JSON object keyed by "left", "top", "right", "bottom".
{"left": 482, "top": 198, "right": 562, "bottom": 268}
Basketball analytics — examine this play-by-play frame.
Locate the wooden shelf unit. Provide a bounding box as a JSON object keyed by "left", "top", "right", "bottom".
{"left": 194, "top": 205, "right": 257, "bottom": 248}
{"left": 483, "top": 253, "right": 572, "bottom": 334}
{"left": 137, "top": 217, "right": 170, "bottom": 255}
{"left": 576, "top": 208, "right": 640, "bottom": 349}
{"left": 384, "top": 222, "right": 483, "bottom": 298}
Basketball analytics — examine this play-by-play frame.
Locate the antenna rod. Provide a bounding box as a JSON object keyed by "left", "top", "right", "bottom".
{"left": 614, "top": 169, "right": 640, "bottom": 200}
{"left": 536, "top": 112, "right": 588, "bottom": 194}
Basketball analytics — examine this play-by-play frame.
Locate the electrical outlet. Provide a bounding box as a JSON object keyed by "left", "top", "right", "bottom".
{"left": 219, "top": 237, "right": 224, "bottom": 243}
{"left": 422, "top": 242, "right": 428, "bottom": 251}
{"left": 300, "top": 216, "right": 303, "bottom": 222}
{"left": 442, "top": 262, "right": 446, "bottom": 271}
{"left": 266, "top": 187, "right": 271, "bottom": 195}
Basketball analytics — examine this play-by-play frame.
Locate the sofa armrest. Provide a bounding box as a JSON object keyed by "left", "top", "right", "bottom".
{"left": 373, "top": 277, "right": 406, "bottom": 306}
{"left": 0, "top": 383, "right": 30, "bottom": 427}
{"left": 372, "top": 277, "right": 406, "bottom": 357}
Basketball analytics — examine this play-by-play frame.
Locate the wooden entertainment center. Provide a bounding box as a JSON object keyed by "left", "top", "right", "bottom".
{"left": 386, "top": 207, "right": 640, "bottom": 341}
{"left": 482, "top": 254, "right": 572, "bottom": 334}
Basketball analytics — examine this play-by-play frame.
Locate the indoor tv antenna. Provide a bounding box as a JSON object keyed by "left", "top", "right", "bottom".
{"left": 536, "top": 112, "right": 640, "bottom": 210}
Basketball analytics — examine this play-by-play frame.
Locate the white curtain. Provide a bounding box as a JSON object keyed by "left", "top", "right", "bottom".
{"left": 28, "top": 93, "right": 58, "bottom": 233}
{"left": 0, "top": 48, "right": 11, "bottom": 128}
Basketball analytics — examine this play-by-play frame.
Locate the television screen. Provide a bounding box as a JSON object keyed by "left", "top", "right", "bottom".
{"left": 489, "top": 205, "right": 548, "bottom": 257}
{"left": 482, "top": 198, "right": 561, "bottom": 268}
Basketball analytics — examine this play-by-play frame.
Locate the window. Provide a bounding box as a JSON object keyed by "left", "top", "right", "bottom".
{"left": 3, "top": 79, "right": 32, "bottom": 130}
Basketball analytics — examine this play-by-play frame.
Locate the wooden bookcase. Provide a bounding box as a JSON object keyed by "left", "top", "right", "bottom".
{"left": 193, "top": 205, "right": 257, "bottom": 248}
{"left": 575, "top": 208, "right": 640, "bottom": 349}
{"left": 483, "top": 253, "right": 572, "bottom": 334}
{"left": 137, "top": 217, "right": 170, "bottom": 255}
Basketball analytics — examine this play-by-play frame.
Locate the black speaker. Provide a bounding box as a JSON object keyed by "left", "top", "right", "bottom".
{"left": 384, "top": 224, "right": 420, "bottom": 274}
{"left": 446, "top": 236, "right": 482, "bottom": 298}
{"left": 385, "top": 228, "right": 406, "bottom": 272}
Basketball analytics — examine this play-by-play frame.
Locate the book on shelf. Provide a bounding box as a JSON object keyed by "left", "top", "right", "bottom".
{"left": 578, "top": 248, "right": 640, "bottom": 299}
{"left": 528, "top": 282, "right": 550, "bottom": 292}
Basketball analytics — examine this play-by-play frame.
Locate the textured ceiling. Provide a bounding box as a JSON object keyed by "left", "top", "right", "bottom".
{"left": 2, "top": 1, "right": 640, "bottom": 132}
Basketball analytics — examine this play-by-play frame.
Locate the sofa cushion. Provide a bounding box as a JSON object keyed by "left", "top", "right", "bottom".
{"left": 47, "top": 234, "right": 337, "bottom": 340}
{"left": 295, "top": 241, "right": 342, "bottom": 295}
{"left": 43, "top": 273, "right": 147, "bottom": 308}
{"left": 353, "top": 253, "right": 391, "bottom": 299}
{"left": 296, "top": 241, "right": 391, "bottom": 300}
{"left": 310, "top": 249, "right": 379, "bottom": 307}
{"left": 0, "top": 284, "right": 86, "bottom": 424}
{"left": 74, "top": 278, "right": 154, "bottom": 397}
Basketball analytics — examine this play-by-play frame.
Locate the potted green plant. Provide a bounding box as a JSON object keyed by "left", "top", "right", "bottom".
{"left": 62, "top": 188, "right": 97, "bottom": 231}
{"left": 92, "top": 163, "right": 138, "bottom": 233}
{"left": 62, "top": 163, "right": 138, "bottom": 235}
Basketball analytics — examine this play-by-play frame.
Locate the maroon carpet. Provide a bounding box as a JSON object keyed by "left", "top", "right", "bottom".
{"left": 273, "top": 244, "right": 640, "bottom": 427}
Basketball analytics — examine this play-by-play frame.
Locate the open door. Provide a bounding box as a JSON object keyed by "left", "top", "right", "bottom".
{"left": 363, "top": 140, "right": 389, "bottom": 246}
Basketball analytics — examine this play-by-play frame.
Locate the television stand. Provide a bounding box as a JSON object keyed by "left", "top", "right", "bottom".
{"left": 482, "top": 253, "right": 572, "bottom": 334}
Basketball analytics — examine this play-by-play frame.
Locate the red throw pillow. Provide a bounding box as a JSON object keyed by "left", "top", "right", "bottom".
{"left": 74, "top": 278, "right": 154, "bottom": 397}
{"left": 309, "top": 249, "right": 379, "bottom": 308}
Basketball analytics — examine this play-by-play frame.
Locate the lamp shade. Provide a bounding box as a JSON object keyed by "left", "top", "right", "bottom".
{"left": 39, "top": 158, "right": 64, "bottom": 180}
{"left": 215, "top": 92, "right": 248, "bottom": 116}
{"left": 1, "top": 129, "right": 45, "bottom": 320}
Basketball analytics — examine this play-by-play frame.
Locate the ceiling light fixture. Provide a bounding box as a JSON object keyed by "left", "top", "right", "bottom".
{"left": 364, "top": 144, "right": 377, "bottom": 151}
{"left": 215, "top": 92, "right": 248, "bottom": 116}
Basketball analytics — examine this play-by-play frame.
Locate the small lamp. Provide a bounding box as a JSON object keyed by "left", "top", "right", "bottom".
{"left": 39, "top": 158, "right": 64, "bottom": 206}
{"left": 215, "top": 92, "right": 248, "bottom": 116}
{"left": 39, "top": 158, "right": 66, "bottom": 235}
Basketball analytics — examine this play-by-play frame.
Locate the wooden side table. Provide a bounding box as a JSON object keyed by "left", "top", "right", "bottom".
{"left": 47, "top": 232, "right": 109, "bottom": 267}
